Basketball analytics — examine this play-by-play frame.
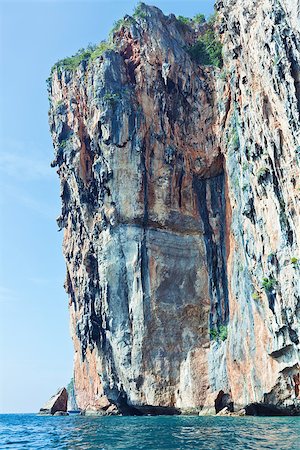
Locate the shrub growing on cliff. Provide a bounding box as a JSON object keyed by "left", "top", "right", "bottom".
{"left": 177, "top": 15, "right": 191, "bottom": 25}
{"left": 177, "top": 13, "right": 206, "bottom": 27}
{"left": 262, "top": 277, "right": 277, "bottom": 292}
{"left": 193, "top": 13, "right": 206, "bottom": 24}
{"left": 188, "top": 28, "right": 223, "bottom": 68}
{"left": 210, "top": 328, "right": 218, "bottom": 340}
{"left": 219, "top": 325, "right": 228, "bottom": 341}
{"left": 291, "top": 257, "right": 299, "bottom": 268}
{"left": 210, "top": 325, "right": 228, "bottom": 342}
{"left": 103, "top": 92, "right": 121, "bottom": 109}
{"left": 110, "top": 16, "right": 135, "bottom": 36}
{"left": 59, "top": 139, "right": 68, "bottom": 149}
{"left": 133, "top": 3, "right": 147, "bottom": 20}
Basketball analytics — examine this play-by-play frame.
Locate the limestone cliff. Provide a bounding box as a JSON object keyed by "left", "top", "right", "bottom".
{"left": 48, "top": 2, "right": 300, "bottom": 415}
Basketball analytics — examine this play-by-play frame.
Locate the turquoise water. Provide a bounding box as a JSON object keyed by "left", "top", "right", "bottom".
{"left": 0, "top": 414, "right": 299, "bottom": 449}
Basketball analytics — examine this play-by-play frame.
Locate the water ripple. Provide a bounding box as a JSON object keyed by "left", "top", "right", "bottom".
{"left": 0, "top": 414, "right": 299, "bottom": 450}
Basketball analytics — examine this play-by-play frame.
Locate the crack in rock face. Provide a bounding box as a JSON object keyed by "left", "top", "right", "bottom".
{"left": 48, "top": 2, "right": 300, "bottom": 415}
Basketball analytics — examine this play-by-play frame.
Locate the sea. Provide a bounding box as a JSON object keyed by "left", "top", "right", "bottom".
{"left": 0, "top": 414, "right": 299, "bottom": 449}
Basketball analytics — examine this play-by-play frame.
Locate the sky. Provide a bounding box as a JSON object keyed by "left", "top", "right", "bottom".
{"left": 0, "top": 0, "right": 215, "bottom": 413}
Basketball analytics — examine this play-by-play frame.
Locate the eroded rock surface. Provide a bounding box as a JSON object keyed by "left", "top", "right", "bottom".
{"left": 48, "top": 2, "right": 300, "bottom": 415}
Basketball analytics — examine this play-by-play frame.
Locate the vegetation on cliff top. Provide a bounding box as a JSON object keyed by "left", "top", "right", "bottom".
{"left": 48, "top": 3, "right": 147, "bottom": 77}
{"left": 48, "top": 4, "right": 222, "bottom": 81}
{"left": 49, "top": 41, "right": 113, "bottom": 76}
{"left": 109, "top": 2, "right": 148, "bottom": 35}
{"left": 177, "top": 13, "right": 206, "bottom": 26}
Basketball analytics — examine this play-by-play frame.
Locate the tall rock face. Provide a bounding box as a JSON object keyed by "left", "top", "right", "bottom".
{"left": 215, "top": 0, "right": 300, "bottom": 413}
{"left": 48, "top": 2, "right": 300, "bottom": 415}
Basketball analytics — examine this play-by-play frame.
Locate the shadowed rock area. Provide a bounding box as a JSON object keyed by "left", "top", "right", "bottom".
{"left": 48, "top": 1, "right": 300, "bottom": 415}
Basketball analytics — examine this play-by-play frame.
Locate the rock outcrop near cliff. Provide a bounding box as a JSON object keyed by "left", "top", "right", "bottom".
{"left": 39, "top": 388, "right": 68, "bottom": 415}
{"left": 48, "top": 1, "right": 300, "bottom": 415}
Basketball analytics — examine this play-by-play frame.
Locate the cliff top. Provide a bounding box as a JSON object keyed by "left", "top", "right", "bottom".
{"left": 47, "top": 2, "right": 222, "bottom": 87}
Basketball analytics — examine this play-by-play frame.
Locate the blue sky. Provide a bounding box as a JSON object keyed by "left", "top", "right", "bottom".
{"left": 0, "top": 0, "right": 215, "bottom": 413}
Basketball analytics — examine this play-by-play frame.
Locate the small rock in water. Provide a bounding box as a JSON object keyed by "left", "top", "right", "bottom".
{"left": 216, "top": 407, "right": 246, "bottom": 417}
{"left": 105, "top": 404, "right": 119, "bottom": 415}
{"left": 39, "top": 387, "right": 68, "bottom": 415}
{"left": 216, "top": 407, "right": 230, "bottom": 416}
